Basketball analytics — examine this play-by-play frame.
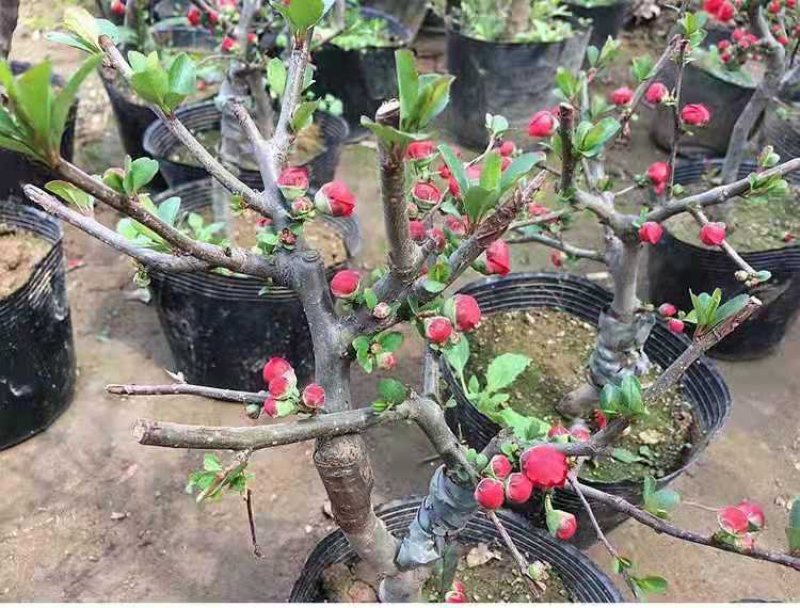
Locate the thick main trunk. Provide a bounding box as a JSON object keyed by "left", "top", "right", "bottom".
{"left": 0, "top": 0, "right": 20, "bottom": 59}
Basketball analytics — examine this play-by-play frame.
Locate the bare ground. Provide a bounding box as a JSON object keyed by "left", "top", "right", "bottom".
{"left": 1, "top": 3, "right": 799, "bottom": 602}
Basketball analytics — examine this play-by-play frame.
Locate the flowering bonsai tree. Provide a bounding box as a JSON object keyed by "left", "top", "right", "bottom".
{"left": 1, "top": 0, "right": 799, "bottom": 601}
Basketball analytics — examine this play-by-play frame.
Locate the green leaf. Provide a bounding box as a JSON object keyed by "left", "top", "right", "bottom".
{"left": 612, "top": 556, "right": 633, "bottom": 574}
{"left": 485, "top": 353, "right": 532, "bottom": 393}
{"left": 612, "top": 448, "right": 643, "bottom": 464}
{"left": 500, "top": 152, "right": 542, "bottom": 193}
{"left": 496, "top": 408, "right": 549, "bottom": 441}
{"left": 274, "top": 0, "right": 325, "bottom": 32}
{"left": 554, "top": 67, "right": 579, "bottom": 99}
{"left": 787, "top": 498, "right": 800, "bottom": 553}
{"left": 443, "top": 336, "right": 470, "bottom": 377}
{"left": 412, "top": 73, "right": 454, "bottom": 130}
{"left": 395, "top": 49, "right": 419, "bottom": 126}
{"left": 619, "top": 374, "right": 644, "bottom": 416}
{"left": 156, "top": 196, "right": 181, "bottom": 226}
{"left": 463, "top": 185, "right": 499, "bottom": 224}
{"left": 363, "top": 288, "right": 378, "bottom": 310}
{"left": 63, "top": 6, "right": 102, "bottom": 53}
{"left": 164, "top": 53, "right": 196, "bottom": 111}
{"left": 15, "top": 61, "right": 54, "bottom": 154}
{"left": 46, "top": 31, "right": 98, "bottom": 54}
{"left": 438, "top": 144, "right": 467, "bottom": 196}
{"left": 124, "top": 157, "right": 160, "bottom": 195}
{"left": 267, "top": 57, "right": 288, "bottom": 96}
{"left": 130, "top": 56, "right": 169, "bottom": 108}
{"left": 377, "top": 331, "right": 403, "bottom": 352}
{"left": 631, "top": 575, "right": 668, "bottom": 597}
{"left": 600, "top": 382, "right": 622, "bottom": 413}
{"left": 479, "top": 151, "right": 502, "bottom": 192}
{"left": 631, "top": 55, "right": 655, "bottom": 82}
{"left": 203, "top": 453, "right": 222, "bottom": 472}
{"left": 361, "top": 118, "right": 421, "bottom": 148}
{"left": 52, "top": 55, "right": 102, "bottom": 152}
{"left": 377, "top": 378, "right": 407, "bottom": 405}
{"left": 292, "top": 100, "right": 319, "bottom": 132}
{"left": 485, "top": 113, "right": 509, "bottom": 136}
{"left": 579, "top": 117, "right": 621, "bottom": 157}
{"left": 713, "top": 294, "right": 750, "bottom": 326}
{"left": 45, "top": 180, "right": 93, "bottom": 211}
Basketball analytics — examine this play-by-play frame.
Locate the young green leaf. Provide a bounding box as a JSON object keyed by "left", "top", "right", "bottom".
{"left": 438, "top": 144, "right": 468, "bottom": 196}
{"left": 486, "top": 353, "right": 532, "bottom": 393}
{"left": 267, "top": 57, "right": 288, "bottom": 96}
{"left": 395, "top": 49, "right": 419, "bottom": 125}
{"left": 45, "top": 180, "right": 94, "bottom": 211}
{"left": 377, "top": 378, "right": 408, "bottom": 406}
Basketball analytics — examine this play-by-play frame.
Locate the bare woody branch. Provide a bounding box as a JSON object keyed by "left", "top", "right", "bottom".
{"left": 688, "top": 208, "right": 758, "bottom": 276}
{"left": 107, "top": 382, "right": 265, "bottom": 404}
{"left": 667, "top": 38, "right": 690, "bottom": 198}
{"left": 645, "top": 157, "right": 800, "bottom": 223}
{"left": 575, "top": 481, "right": 800, "bottom": 572}
{"left": 507, "top": 231, "right": 604, "bottom": 262}
{"left": 24, "top": 185, "right": 211, "bottom": 273}
{"left": 558, "top": 103, "right": 576, "bottom": 196}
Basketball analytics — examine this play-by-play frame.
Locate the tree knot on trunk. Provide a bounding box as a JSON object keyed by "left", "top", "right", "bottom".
{"left": 589, "top": 307, "right": 656, "bottom": 388}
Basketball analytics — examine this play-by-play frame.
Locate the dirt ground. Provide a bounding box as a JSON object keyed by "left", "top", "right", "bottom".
{"left": 1, "top": 2, "right": 799, "bottom": 602}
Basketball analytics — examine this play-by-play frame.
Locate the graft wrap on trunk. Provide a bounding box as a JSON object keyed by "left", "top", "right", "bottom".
{"left": 395, "top": 466, "right": 477, "bottom": 569}
{"left": 589, "top": 308, "right": 656, "bottom": 387}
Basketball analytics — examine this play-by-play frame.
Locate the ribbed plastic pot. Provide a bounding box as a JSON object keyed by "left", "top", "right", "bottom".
{"left": 648, "top": 159, "right": 800, "bottom": 360}
{"left": 446, "top": 25, "right": 591, "bottom": 150}
{"left": 430, "top": 272, "right": 730, "bottom": 547}
{"left": 143, "top": 100, "right": 349, "bottom": 189}
{"left": 311, "top": 8, "right": 412, "bottom": 140}
{"left": 150, "top": 0, "right": 191, "bottom": 20}
{"left": 149, "top": 179, "right": 361, "bottom": 389}
{"left": 0, "top": 200, "right": 76, "bottom": 450}
{"left": 102, "top": 25, "right": 218, "bottom": 164}
{"left": 362, "top": 0, "right": 429, "bottom": 38}
{"left": 565, "top": 0, "right": 629, "bottom": 50}
{"left": 0, "top": 62, "right": 77, "bottom": 200}
{"left": 289, "top": 496, "right": 623, "bottom": 602}
{"left": 762, "top": 101, "right": 800, "bottom": 162}
{"left": 650, "top": 60, "right": 757, "bottom": 157}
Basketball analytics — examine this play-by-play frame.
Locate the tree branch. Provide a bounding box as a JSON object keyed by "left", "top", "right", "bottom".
{"left": 107, "top": 382, "right": 265, "bottom": 404}
{"left": 507, "top": 231, "right": 604, "bottom": 261}
{"left": 667, "top": 37, "right": 689, "bottom": 198}
{"left": 558, "top": 103, "right": 576, "bottom": 196}
{"left": 0, "top": 0, "right": 19, "bottom": 59}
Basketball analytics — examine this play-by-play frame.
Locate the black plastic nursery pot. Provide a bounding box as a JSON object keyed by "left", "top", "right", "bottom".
{"left": 648, "top": 159, "right": 800, "bottom": 360}
{"left": 0, "top": 62, "right": 77, "bottom": 201}
{"left": 431, "top": 272, "right": 730, "bottom": 547}
{"left": 143, "top": 100, "right": 349, "bottom": 189}
{"left": 289, "top": 496, "right": 623, "bottom": 602}
{"left": 650, "top": 60, "right": 757, "bottom": 157}
{"left": 446, "top": 25, "right": 591, "bottom": 150}
{"left": 565, "top": 0, "right": 629, "bottom": 51}
{"left": 363, "top": 0, "right": 429, "bottom": 38}
{"left": 762, "top": 101, "right": 800, "bottom": 162}
{"left": 101, "top": 25, "right": 218, "bottom": 163}
{"left": 0, "top": 200, "right": 76, "bottom": 450}
{"left": 311, "top": 8, "right": 412, "bottom": 140}
{"left": 148, "top": 179, "right": 360, "bottom": 390}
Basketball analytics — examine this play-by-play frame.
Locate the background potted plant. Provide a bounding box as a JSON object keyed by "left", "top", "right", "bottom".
{"left": 564, "top": 0, "right": 630, "bottom": 50}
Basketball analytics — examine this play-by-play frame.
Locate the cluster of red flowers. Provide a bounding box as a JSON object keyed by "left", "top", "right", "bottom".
{"left": 276, "top": 167, "right": 356, "bottom": 218}
{"left": 703, "top": 0, "right": 736, "bottom": 22}
{"left": 717, "top": 500, "right": 766, "bottom": 550}
{"left": 424, "top": 294, "right": 483, "bottom": 347}
{"left": 261, "top": 357, "right": 325, "bottom": 417}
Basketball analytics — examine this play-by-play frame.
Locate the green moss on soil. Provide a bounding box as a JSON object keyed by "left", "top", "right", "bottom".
{"left": 666, "top": 188, "right": 800, "bottom": 252}
{"left": 467, "top": 309, "right": 695, "bottom": 483}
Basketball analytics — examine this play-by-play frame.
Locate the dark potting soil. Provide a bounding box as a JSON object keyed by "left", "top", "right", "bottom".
{"left": 665, "top": 187, "right": 800, "bottom": 252}
{"left": 169, "top": 123, "right": 327, "bottom": 169}
{"left": 321, "top": 542, "right": 572, "bottom": 603}
{"left": 467, "top": 309, "right": 695, "bottom": 483}
{"left": 0, "top": 225, "right": 50, "bottom": 299}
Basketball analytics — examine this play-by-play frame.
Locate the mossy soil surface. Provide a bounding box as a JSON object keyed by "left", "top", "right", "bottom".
{"left": 322, "top": 542, "right": 572, "bottom": 603}
{"left": 0, "top": 225, "right": 51, "bottom": 299}
{"left": 466, "top": 309, "right": 695, "bottom": 483}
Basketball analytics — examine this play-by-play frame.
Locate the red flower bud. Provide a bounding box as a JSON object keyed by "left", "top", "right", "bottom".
{"left": 221, "top": 36, "right": 237, "bottom": 53}
{"left": 376, "top": 351, "right": 397, "bottom": 370}
{"left": 445, "top": 582, "right": 467, "bottom": 603}
{"left": 425, "top": 316, "right": 454, "bottom": 345}
{"left": 548, "top": 423, "right": 569, "bottom": 439}
{"left": 488, "top": 454, "right": 513, "bottom": 480}
{"left": 485, "top": 240, "right": 511, "bottom": 275}
{"left": 291, "top": 197, "right": 313, "bottom": 216}
{"left": 280, "top": 228, "right": 297, "bottom": 247}
{"left": 302, "top": 384, "right": 325, "bottom": 409}
{"left": 428, "top": 227, "right": 446, "bottom": 251}
{"left": 704, "top": 0, "right": 723, "bottom": 14}
{"left": 111, "top": 0, "right": 127, "bottom": 15}
{"left": 269, "top": 373, "right": 296, "bottom": 399}
{"left": 768, "top": 0, "right": 781, "bottom": 13}
{"left": 474, "top": 477, "right": 505, "bottom": 510}
{"left": 408, "top": 219, "right": 426, "bottom": 242}
{"left": 610, "top": 86, "right": 634, "bottom": 106}
{"left": 207, "top": 9, "right": 219, "bottom": 24}
{"left": 528, "top": 203, "right": 549, "bottom": 217}
{"left": 718, "top": 505, "right": 749, "bottom": 535}
{"left": 547, "top": 509, "right": 578, "bottom": 540}
{"left": 645, "top": 82, "right": 669, "bottom": 104}
{"left": 499, "top": 140, "right": 516, "bottom": 156}
{"left": 444, "top": 215, "right": 467, "bottom": 237}
{"left": 668, "top": 318, "right": 685, "bottom": 334}
{"left": 550, "top": 250, "right": 565, "bottom": 268}
{"left": 700, "top": 222, "right": 727, "bottom": 246}
{"left": 262, "top": 356, "right": 294, "bottom": 385}
{"left": 520, "top": 445, "right": 568, "bottom": 489}
{"left": 277, "top": 167, "right": 309, "bottom": 199}
{"left": 592, "top": 408, "right": 608, "bottom": 430}
{"left": 262, "top": 397, "right": 278, "bottom": 418}
{"left": 680, "top": 103, "right": 712, "bottom": 127}
{"left": 406, "top": 140, "right": 436, "bottom": 160}
{"left": 715, "top": 0, "right": 735, "bottom": 20}
{"left": 647, "top": 161, "right": 670, "bottom": 186}
{"left": 718, "top": 39, "right": 731, "bottom": 50}
{"left": 330, "top": 269, "right": 361, "bottom": 299}
{"left": 569, "top": 422, "right": 591, "bottom": 442}
{"left": 737, "top": 500, "right": 765, "bottom": 531}
{"left": 638, "top": 221, "right": 664, "bottom": 245}
{"left": 445, "top": 294, "right": 482, "bottom": 332}
{"left": 528, "top": 110, "right": 558, "bottom": 138}
{"left": 315, "top": 181, "right": 355, "bottom": 217}
{"left": 658, "top": 303, "right": 678, "bottom": 317}
{"left": 505, "top": 472, "right": 534, "bottom": 504}
{"left": 448, "top": 176, "right": 461, "bottom": 198}
{"left": 412, "top": 182, "right": 441, "bottom": 208}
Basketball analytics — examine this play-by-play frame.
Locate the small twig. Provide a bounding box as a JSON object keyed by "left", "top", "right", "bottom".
{"left": 107, "top": 382, "right": 265, "bottom": 404}
{"left": 245, "top": 489, "right": 263, "bottom": 558}
{"left": 506, "top": 231, "right": 604, "bottom": 262}
{"left": 688, "top": 208, "right": 758, "bottom": 275}
{"left": 509, "top": 209, "right": 570, "bottom": 231}
{"left": 668, "top": 37, "right": 689, "bottom": 198}
{"left": 487, "top": 512, "right": 542, "bottom": 598}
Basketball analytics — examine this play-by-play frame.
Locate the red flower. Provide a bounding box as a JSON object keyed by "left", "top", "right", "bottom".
{"left": 718, "top": 505, "right": 750, "bottom": 535}
{"left": 645, "top": 82, "right": 669, "bottom": 104}
{"left": 262, "top": 356, "right": 294, "bottom": 385}
{"left": 520, "top": 445, "right": 568, "bottom": 489}
{"left": 376, "top": 351, "right": 396, "bottom": 371}
{"left": 592, "top": 409, "right": 608, "bottom": 430}
{"left": 488, "top": 455, "right": 513, "bottom": 480}
{"left": 444, "top": 215, "right": 467, "bottom": 237}
{"left": 528, "top": 110, "right": 558, "bottom": 138}
{"left": 716, "top": 0, "right": 735, "bottom": 20}
{"left": 406, "top": 140, "right": 436, "bottom": 160}
{"left": 569, "top": 422, "right": 591, "bottom": 442}
{"left": 548, "top": 510, "right": 578, "bottom": 540}
{"left": 505, "top": 473, "right": 534, "bottom": 504}
{"left": 315, "top": 181, "right": 355, "bottom": 217}
{"left": 768, "top": 0, "right": 781, "bottom": 13}
{"left": 277, "top": 167, "right": 309, "bottom": 197}
{"left": 221, "top": 36, "right": 237, "bottom": 53}
{"left": 499, "top": 140, "right": 515, "bottom": 157}
{"left": 681, "top": 103, "right": 712, "bottom": 127}
{"left": 447, "top": 294, "right": 482, "bottom": 332}
{"left": 550, "top": 250, "right": 565, "bottom": 268}
{"left": 445, "top": 582, "right": 467, "bottom": 603}
{"left": 269, "top": 374, "right": 295, "bottom": 399}
{"left": 466, "top": 164, "right": 482, "bottom": 182}
{"left": 330, "top": 269, "right": 361, "bottom": 299}
{"left": 425, "top": 316, "right": 453, "bottom": 345}
{"left": 247, "top": 32, "right": 257, "bottom": 44}
{"left": 737, "top": 500, "right": 765, "bottom": 531}
{"left": 111, "top": 0, "right": 126, "bottom": 15}
{"left": 548, "top": 423, "right": 569, "bottom": 439}
{"left": 528, "top": 203, "right": 549, "bottom": 217}
{"left": 302, "top": 384, "right": 325, "bottom": 409}
{"left": 485, "top": 240, "right": 511, "bottom": 275}
{"left": 474, "top": 477, "right": 505, "bottom": 510}
{"left": 448, "top": 176, "right": 461, "bottom": 198}
{"left": 647, "top": 161, "right": 671, "bottom": 186}
{"left": 658, "top": 303, "right": 678, "bottom": 317}
{"left": 718, "top": 39, "right": 731, "bottom": 51}
{"left": 668, "top": 318, "right": 685, "bottom": 334}
{"left": 412, "top": 182, "right": 441, "bottom": 207}
{"left": 207, "top": 9, "right": 219, "bottom": 24}
{"left": 262, "top": 397, "right": 278, "bottom": 418}
{"left": 703, "top": 0, "right": 723, "bottom": 13}
{"left": 700, "top": 222, "right": 727, "bottom": 246}
{"left": 610, "top": 86, "right": 634, "bottom": 106}
{"left": 428, "top": 227, "right": 446, "bottom": 251}
{"left": 638, "top": 221, "right": 664, "bottom": 245}
{"left": 408, "top": 220, "right": 427, "bottom": 242}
